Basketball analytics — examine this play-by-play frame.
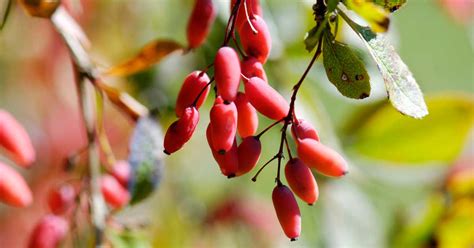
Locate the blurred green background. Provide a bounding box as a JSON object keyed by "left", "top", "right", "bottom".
{"left": 0, "top": 0, "right": 472, "bottom": 247}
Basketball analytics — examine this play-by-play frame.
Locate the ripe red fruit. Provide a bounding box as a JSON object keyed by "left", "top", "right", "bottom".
{"left": 231, "top": 0, "right": 262, "bottom": 30}
{"left": 291, "top": 119, "right": 320, "bottom": 142}
{"left": 186, "top": 0, "right": 216, "bottom": 49}
{"left": 175, "top": 71, "right": 210, "bottom": 117}
{"left": 239, "top": 15, "right": 271, "bottom": 64}
{"left": 284, "top": 158, "right": 319, "bottom": 205}
{"left": 0, "top": 110, "right": 36, "bottom": 167}
{"left": 214, "top": 47, "right": 241, "bottom": 101}
{"left": 297, "top": 139, "right": 348, "bottom": 177}
{"left": 241, "top": 56, "right": 268, "bottom": 83}
{"left": 28, "top": 215, "right": 69, "bottom": 248}
{"left": 206, "top": 124, "right": 239, "bottom": 177}
{"left": 0, "top": 161, "right": 32, "bottom": 207}
{"left": 47, "top": 184, "right": 76, "bottom": 215}
{"left": 111, "top": 160, "right": 131, "bottom": 187}
{"left": 235, "top": 92, "right": 258, "bottom": 138}
{"left": 244, "top": 77, "right": 289, "bottom": 120}
{"left": 236, "top": 136, "right": 261, "bottom": 176}
{"left": 272, "top": 184, "right": 301, "bottom": 241}
{"left": 210, "top": 97, "right": 238, "bottom": 153}
{"left": 164, "top": 106, "right": 200, "bottom": 155}
{"left": 100, "top": 175, "right": 130, "bottom": 209}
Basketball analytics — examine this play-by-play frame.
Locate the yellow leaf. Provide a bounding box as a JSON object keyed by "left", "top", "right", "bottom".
{"left": 107, "top": 40, "right": 184, "bottom": 77}
{"left": 345, "top": 0, "right": 390, "bottom": 33}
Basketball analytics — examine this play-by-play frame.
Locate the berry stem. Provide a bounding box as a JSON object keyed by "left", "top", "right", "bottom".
{"left": 243, "top": 0, "right": 258, "bottom": 34}
{"left": 284, "top": 135, "right": 293, "bottom": 160}
{"left": 275, "top": 39, "right": 323, "bottom": 182}
{"left": 256, "top": 118, "right": 285, "bottom": 139}
{"left": 199, "top": 63, "right": 214, "bottom": 76}
{"left": 223, "top": 0, "right": 242, "bottom": 46}
{"left": 251, "top": 155, "right": 278, "bottom": 182}
{"left": 232, "top": 35, "right": 247, "bottom": 58}
{"left": 191, "top": 77, "right": 215, "bottom": 107}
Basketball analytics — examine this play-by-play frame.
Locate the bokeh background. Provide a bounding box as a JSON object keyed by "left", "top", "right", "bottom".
{"left": 0, "top": 0, "right": 472, "bottom": 247}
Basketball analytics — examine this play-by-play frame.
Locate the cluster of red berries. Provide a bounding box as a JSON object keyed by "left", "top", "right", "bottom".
{"left": 163, "top": 0, "right": 349, "bottom": 241}
{"left": 0, "top": 110, "right": 35, "bottom": 208}
{"left": 28, "top": 160, "right": 131, "bottom": 247}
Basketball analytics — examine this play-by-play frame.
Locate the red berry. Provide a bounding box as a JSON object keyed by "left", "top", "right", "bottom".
{"left": 110, "top": 160, "right": 131, "bottom": 187}
{"left": 231, "top": 0, "right": 263, "bottom": 30}
{"left": 239, "top": 15, "right": 271, "bottom": 64}
{"left": 206, "top": 124, "right": 238, "bottom": 177}
{"left": 214, "top": 47, "right": 241, "bottom": 102}
{"left": 236, "top": 136, "right": 261, "bottom": 176}
{"left": 272, "top": 184, "right": 301, "bottom": 241}
{"left": 28, "top": 215, "right": 69, "bottom": 248}
{"left": 186, "top": 0, "right": 216, "bottom": 49}
{"left": 284, "top": 158, "right": 319, "bottom": 205}
{"left": 297, "top": 139, "right": 348, "bottom": 177}
{"left": 244, "top": 77, "right": 289, "bottom": 120}
{"left": 100, "top": 175, "right": 130, "bottom": 209}
{"left": 47, "top": 184, "right": 76, "bottom": 215}
{"left": 175, "top": 71, "right": 210, "bottom": 117}
{"left": 0, "top": 161, "right": 32, "bottom": 207}
{"left": 164, "top": 106, "right": 200, "bottom": 154}
{"left": 235, "top": 92, "right": 258, "bottom": 138}
{"left": 0, "top": 110, "right": 36, "bottom": 167}
{"left": 241, "top": 56, "right": 268, "bottom": 83}
{"left": 291, "top": 119, "right": 320, "bottom": 142}
{"left": 210, "top": 97, "right": 238, "bottom": 153}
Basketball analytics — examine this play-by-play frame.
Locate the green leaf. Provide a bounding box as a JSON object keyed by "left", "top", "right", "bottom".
{"left": 371, "top": 0, "right": 407, "bottom": 12}
{"left": 304, "top": 19, "right": 328, "bottom": 52}
{"left": 322, "top": 30, "right": 371, "bottom": 99}
{"left": 344, "top": 0, "right": 390, "bottom": 33}
{"left": 304, "top": 26, "right": 320, "bottom": 52}
{"left": 128, "top": 115, "right": 164, "bottom": 204}
{"left": 339, "top": 12, "right": 428, "bottom": 118}
{"left": 0, "top": 0, "right": 11, "bottom": 30}
{"left": 327, "top": 0, "right": 341, "bottom": 12}
{"left": 345, "top": 94, "right": 474, "bottom": 164}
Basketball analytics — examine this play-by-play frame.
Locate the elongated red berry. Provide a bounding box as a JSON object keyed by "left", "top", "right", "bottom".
{"left": 175, "top": 71, "right": 210, "bottom": 117}
{"left": 206, "top": 124, "right": 238, "bottom": 177}
{"left": 100, "top": 175, "right": 130, "bottom": 209}
{"left": 164, "top": 106, "right": 200, "bottom": 155}
{"left": 210, "top": 97, "right": 238, "bottom": 153}
{"left": 272, "top": 184, "right": 301, "bottom": 241}
{"left": 48, "top": 184, "right": 76, "bottom": 215}
{"left": 241, "top": 56, "right": 268, "bottom": 83}
{"left": 0, "top": 110, "right": 36, "bottom": 167}
{"left": 28, "top": 215, "right": 69, "bottom": 248}
{"left": 111, "top": 160, "right": 131, "bottom": 187}
{"left": 231, "top": 0, "right": 262, "bottom": 30}
{"left": 236, "top": 136, "right": 261, "bottom": 176}
{"left": 214, "top": 47, "right": 241, "bottom": 101}
{"left": 244, "top": 77, "right": 289, "bottom": 120}
{"left": 239, "top": 15, "right": 271, "bottom": 64}
{"left": 291, "top": 119, "right": 319, "bottom": 142}
{"left": 0, "top": 161, "right": 32, "bottom": 207}
{"left": 297, "top": 139, "right": 348, "bottom": 177}
{"left": 285, "top": 158, "right": 319, "bottom": 205}
{"left": 187, "top": 0, "right": 216, "bottom": 49}
{"left": 235, "top": 92, "right": 258, "bottom": 138}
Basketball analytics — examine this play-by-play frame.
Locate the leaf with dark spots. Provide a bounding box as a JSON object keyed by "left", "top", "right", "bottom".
{"left": 322, "top": 30, "right": 371, "bottom": 99}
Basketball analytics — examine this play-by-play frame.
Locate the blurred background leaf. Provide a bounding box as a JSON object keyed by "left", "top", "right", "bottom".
{"left": 344, "top": 94, "right": 474, "bottom": 164}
